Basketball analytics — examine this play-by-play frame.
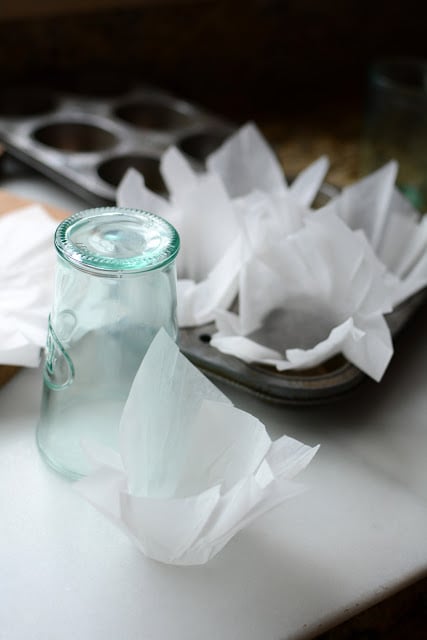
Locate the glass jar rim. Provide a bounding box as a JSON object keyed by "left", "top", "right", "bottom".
{"left": 55, "top": 206, "right": 180, "bottom": 275}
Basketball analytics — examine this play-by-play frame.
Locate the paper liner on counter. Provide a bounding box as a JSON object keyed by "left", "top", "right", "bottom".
{"left": 76, "top": 329, "right": 319, "bottom": 566}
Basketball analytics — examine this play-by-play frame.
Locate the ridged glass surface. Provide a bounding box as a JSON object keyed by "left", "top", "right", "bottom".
{"left": 55, "top": 207, "right": 179, "bottom": 274}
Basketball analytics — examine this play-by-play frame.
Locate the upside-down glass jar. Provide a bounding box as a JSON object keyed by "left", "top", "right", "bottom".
{"left": 37, "top": 207, "right": 180, "bottom": 480}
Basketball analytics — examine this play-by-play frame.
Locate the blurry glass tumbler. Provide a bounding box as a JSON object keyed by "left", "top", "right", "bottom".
{"left": 362, "top": 57, "right": 427, "bottom": 210}
{"left": 37, "top": 207, "right": 180, "bottom": 480}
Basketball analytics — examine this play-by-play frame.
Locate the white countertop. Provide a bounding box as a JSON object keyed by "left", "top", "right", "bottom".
{"left": 1, "top": 174, "right": 427, "bottom": 640}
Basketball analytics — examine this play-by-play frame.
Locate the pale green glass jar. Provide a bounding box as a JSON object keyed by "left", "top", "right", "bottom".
{"left": 361, "top": 57, "right": 427, "bottom": 210}
{"left": 37, "top": 207, "right": 180, "bottom": 480}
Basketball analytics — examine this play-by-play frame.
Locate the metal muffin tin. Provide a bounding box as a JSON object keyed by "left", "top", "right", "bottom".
{"left": 0, "top": 85, "right": 426, "bottom": 404}
{"left": 0, "top": 84, "right": 234, "bottom": 205}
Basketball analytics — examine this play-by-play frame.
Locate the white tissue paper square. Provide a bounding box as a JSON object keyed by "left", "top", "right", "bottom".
{"left": 76, "top": 329, "right": 319, "bottom": 566}
{"left": 0, "top": 205, "right": 57, "bottom": 367}
{"left": 211, "top": 210, "right": 395, "bottom": 381}
{"left": 117, "top": 122, "right": 427, "bottom": 382}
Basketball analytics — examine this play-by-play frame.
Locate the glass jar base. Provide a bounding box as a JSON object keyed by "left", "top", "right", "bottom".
{"left": 36, "top": 434, "right": 85, "bottom": 481}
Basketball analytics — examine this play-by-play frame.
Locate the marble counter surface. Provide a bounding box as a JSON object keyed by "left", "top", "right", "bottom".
{"left": 1, "top": 175, "right": 427, "bottom": 640}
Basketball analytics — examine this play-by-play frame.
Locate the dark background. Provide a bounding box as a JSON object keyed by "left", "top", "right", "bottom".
{"left": 2, "top": 0, "right": 426, "bottom": 187}
{"left": 1, "top": 0, "right": 427, "bottom": 121}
